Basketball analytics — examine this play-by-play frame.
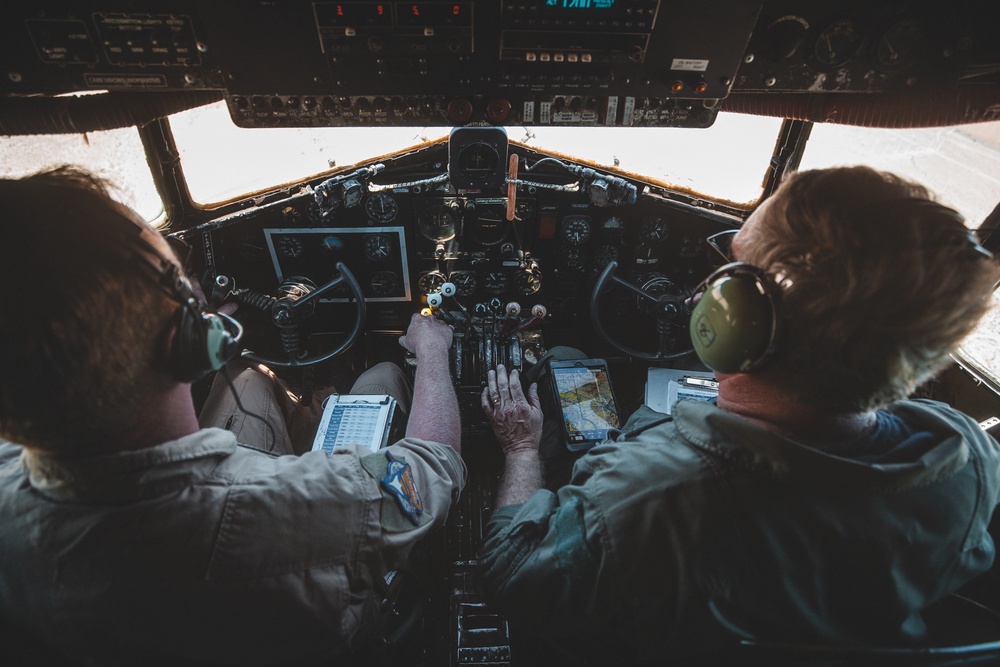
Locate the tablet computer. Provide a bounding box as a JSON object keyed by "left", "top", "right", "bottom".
{"left": 548, "top": 359, "right": 622, "bottom": 451}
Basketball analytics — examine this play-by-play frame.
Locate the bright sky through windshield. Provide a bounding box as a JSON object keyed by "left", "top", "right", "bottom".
{"left": 0, "top": 127, "right": 163, "bottom": 223}
{"left": 168, "top": 101, "right": 782, "bottom": 206}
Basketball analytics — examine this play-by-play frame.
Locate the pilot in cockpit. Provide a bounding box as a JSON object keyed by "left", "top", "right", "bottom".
{"left": 0, "top": 167, "right": 466, "bottom": 665}
{"left": 478, "top": 165, "right": 1000, "bottom": 664}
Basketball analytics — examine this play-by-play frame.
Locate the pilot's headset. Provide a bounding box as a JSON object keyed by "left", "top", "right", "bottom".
{"left": 689, "top": 229, "right": 780, "bottom": 374}
{"left": 107, "top": 211, "right": 243, "bottom": 382}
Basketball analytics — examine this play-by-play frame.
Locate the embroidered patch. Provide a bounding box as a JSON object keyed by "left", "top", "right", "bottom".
{"left": 380, "top": 452, "right": 424, "bottom": 525}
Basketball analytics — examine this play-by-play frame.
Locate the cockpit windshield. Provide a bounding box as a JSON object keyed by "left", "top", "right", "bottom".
{"left": 167, "top": 100, "right": 784, "bottom": 207}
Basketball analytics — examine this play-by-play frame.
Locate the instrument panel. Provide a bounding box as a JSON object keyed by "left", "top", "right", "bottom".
{"left": 733, "top": 1, "right": 994, "bottom": 94}
{"left": 185, "top": 140, "right": 736, "bottom": 394}
{"left": 264, "top": 226, "right": 412, "bottom": 301}
{"left": 197, "top": 174, "right": 729, "bottom": 312}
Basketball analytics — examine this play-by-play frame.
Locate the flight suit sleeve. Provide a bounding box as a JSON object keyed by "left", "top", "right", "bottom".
{"left": 358, "top": 437, "right": 466, "bottom": 562}
{"left": 477, "top": 487, "right": 605, "bottom": 640}
{"left": 0, "top": 440, "right": 22, "bottom": 470}
{"left": 0, "top": 440, "right": 21, "bottom": 458}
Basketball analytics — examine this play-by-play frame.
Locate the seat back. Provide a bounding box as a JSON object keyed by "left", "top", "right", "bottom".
{"left": 734, "top": 594, "right": 1000, "bottom": 666}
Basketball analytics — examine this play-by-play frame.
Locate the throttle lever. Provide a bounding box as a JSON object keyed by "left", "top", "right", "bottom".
{"left": 518, "top": 304, "right": 547, "bottom": 330}
{"left": 500, "top": 301, "right": 521, "bottom": 336}
{"left": 435, "top": 282, "right": 471, "bottom": 327}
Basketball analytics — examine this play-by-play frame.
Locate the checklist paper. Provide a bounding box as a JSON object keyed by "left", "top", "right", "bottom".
{"left": 311, "top": 395, "right": 397, "bottom": 454}
{"left": 645, "top": 368, "right": 718, "bottom": 415}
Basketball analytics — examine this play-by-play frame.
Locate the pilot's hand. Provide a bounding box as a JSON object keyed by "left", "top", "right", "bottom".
{"left": 481, "top": 364, "right": 543, "bottom": 456}
{"left": 187, "top": 275, "right": 238, "bottom": 315}
{"left": 398, "top": 312, "right": 453, "bottom": 358}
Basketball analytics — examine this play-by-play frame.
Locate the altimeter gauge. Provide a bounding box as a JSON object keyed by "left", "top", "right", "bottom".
{"left": 418, "top": 270, "right": 447, "bottom": 294}
{"left": 365, "top": 193, "right": 398, "bottom": 223}
{"left": 449, "top": 270, "right": 478, "bottom": 296}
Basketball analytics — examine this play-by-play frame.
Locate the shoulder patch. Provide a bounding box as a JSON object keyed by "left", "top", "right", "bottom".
{"left": 380, "top": 451, "right": 424, "bottom": 525}
{"left": 360, "top": 451, "right": 428, "bottom": 532}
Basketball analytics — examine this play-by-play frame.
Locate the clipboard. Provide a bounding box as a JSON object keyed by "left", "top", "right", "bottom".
{"left": 310, "top": 394, "right": 397, "bottom": 454}
{"left": 645, "top": 368, "right": 718, "bottom": 415}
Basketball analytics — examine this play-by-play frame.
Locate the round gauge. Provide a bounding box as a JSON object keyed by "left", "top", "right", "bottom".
{"left": 514, "top": 200, "right": 535, "bottom": 220}
{"left": 365, "top": 193, "right": 398, "bottom": 223}
{"left": 562, "top": 216, "right": 592, "bottom": 246}
{"left": 418, "top": 205, "right": 458, "bottom": 242}
{"left": 369, "top": 271, "right": 399, "bottom": 297}
{"left": 813, "top": 18, "right": 864, "bottom": 68}
{"left": 482, "top": 270, "right": 509, "bottom": 294}
{"left": 239, "top": 236, "right": 266, "bottom": 261}
{"left": 875, "top": 18, "right": 923, "bottom": 70}
{"left": 449, "top": 270, "right": 478, "bottom": 296}
{"left": 514, "top": 268, "right": 542, "bottom": 295}
{"left": 640, "top": 217, "right": 670, "bottom": 242}
{"left": 319, "top": 235, "right": 345, "bottom": 254}
{"left": 417, "top": 270, "right": 447, "bottom": 295}
{"left": 764, "top": 15, "right": 809, "bottom": 60}
{"left": 594, "top": 244, "right": 620, "bottom": 268}
{"left": 458, "top": 142, "right": 500, "bottom": 182}
{"left": 560, "top": 247, "right": 584, "bottom": 269}
{"left": 633, "top": 244, "right": 661, "bottom": 267}
{"left": 277, "top": 235, "right": 305, "bottom": 259}
{"left": 470, "top": 207, "right": 510, "bottom": 246}
{"left": 363, "top": 233, "right": 392, "bottom": 261}
{"left": 602, "top": 216, "right": 623, "bottom": 234}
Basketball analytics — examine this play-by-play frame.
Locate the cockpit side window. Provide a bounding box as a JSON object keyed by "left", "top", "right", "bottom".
{"left": 959, "top": 288, "right": 1000, "bottom": 384}
{"left": 798, "top": 121, "right": 1000, "bottom": 383}
{"left": 0, "top": 126, "right": 163, "bottom": 226}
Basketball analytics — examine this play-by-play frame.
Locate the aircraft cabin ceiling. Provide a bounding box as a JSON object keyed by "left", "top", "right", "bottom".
{"left": 1, "top": 0, "right": 999, "bottom": 133}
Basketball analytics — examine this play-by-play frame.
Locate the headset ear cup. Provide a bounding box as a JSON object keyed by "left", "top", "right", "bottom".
{"left": 97, "top": 214, "right": 241, "bottom": 381}
{"left": 169, "top": 302, "right": 207, "bottom": 382}
{"left": 202, "top": 312, "right": 241, "bottom": 373}
{"left": 689, "top": 263, "right": 779, "bottom": 373}
{"left": 169, "top": 300, "right": 243, "bottom": 382}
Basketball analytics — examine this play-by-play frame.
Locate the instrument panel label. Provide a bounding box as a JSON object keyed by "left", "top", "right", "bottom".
{"left": 671, "top": 58, "right": 709, "bottom": 72}
{"left": 84, "top": 73, "right": 167, "bottom": 88}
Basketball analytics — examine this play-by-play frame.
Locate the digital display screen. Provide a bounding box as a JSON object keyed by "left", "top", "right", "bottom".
{"left": 396, "top": 2, "right": 473, "bottom": 27}
{"left": 315, "top": 3, "right": 393, "bottom": 27}
{"left": 552, "top": 365, "right": 620, "bottom": 443}
{"left": 540, "top": 0, "right": 617, "bottom": 10}
{"left": 316, "top": 2, "right": 473, "bottom": 28}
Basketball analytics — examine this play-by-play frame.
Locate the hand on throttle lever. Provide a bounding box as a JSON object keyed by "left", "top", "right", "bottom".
{"left": 481, "top": 364, "right": 543, "bottom": 456}
{"left": 399, "top": 311, "right": 453, "bottom": 360}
